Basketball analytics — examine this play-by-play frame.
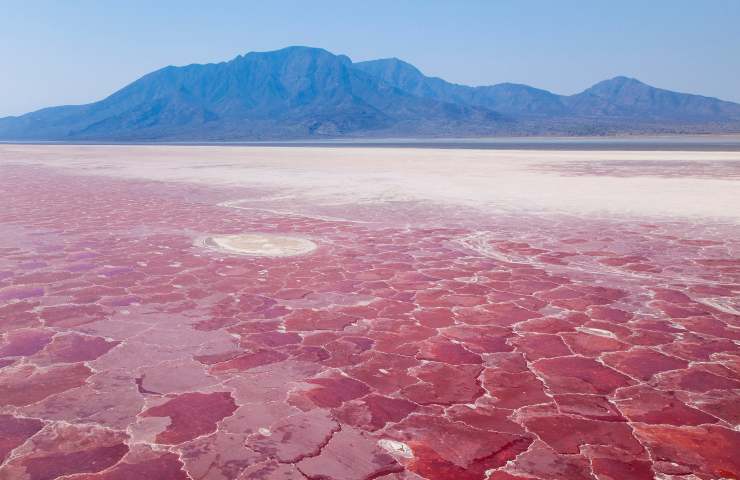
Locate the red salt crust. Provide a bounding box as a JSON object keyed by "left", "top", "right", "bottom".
{"left": 482, "top": 370, "right": 549, "bottom": 409}
{"left": 581, "top": 319, "right": 631, "bottom": 338}
{"left": 602, "top": 347, "right": 688, "bottom": 380}
{"left": 178, "top": 432, "right": 265, "bottom": 480}
{"left": 589, "top": 305, "right": 632, "bottom": 323}
{"left": 440, "top": 293, "right": 488, "bottom": 307}
{"left": 250, "top": 409, "right": 339, "bottom": 463}
{"left": 0, "top": 415, "right": 44, "bottom": 462}
{"left": 680, "top": 239, "right": 723, "bottom": 246}
{"left": 445, "top": 404, "right": 526, "bottom": 434}
{"left": 141, "top": 392, "right": 237, "bottom": 444}
{"left": 345, "top": 352, "right": 419, "bottom": 394}
{"left": 677, "top": 315, "right": 740, "bottom": 341}
{"left": 243, "top": 331, "right": 302, "bottom": 347}
{"left": 34, "top": 334, "right": 119, "bottom": 364}
{"left": 405, "top": 442, "right": 530, "bottom": 480}
{"left": 413, "top": 308, "right": 454, "bottom": 328}
{"left": 0, "top": 301, "right": 42, "bottom": 330}
{"left": 515, "top": 316, "right": 578, "bottom": 334}
{"left": 238, "top": 460, "right": 306, "bottom": 479}
{"left": 653, "top": 301, "right": 710, "bottom": 319}
{"left": 512, "top": 333, "right": 572, "bottom": 360}
{"left": 599, "top": 255, "right": 647, "bottom": 267}
{"left": 284, "top": 309, "right": 358, "bottom": 331}
{"left": 689, "top": 284, "right": 735, "bottom": 296}
{"left": 689, "top": 391, "right": 740, "bottom": 424}
{"left": 288, "top": 344, "right": 332, "bottom": 363}
{"left": 442, "top": 325, "right": 513, "bottom": 354}
{"left": 653, "top": 288, "right": 694, "bottom": 303}
{"left": 521, "top": 415, "right": 644, "bottom": 455}
{"left": 193, "top": 350, "right": 242, "bottom": 365}
{"left": 661, "top": 338, "right": 737, "bottom": 361}
{"left": 0, "top": 424, "right": 129, "bottom": 480}
{"left": 633, "top": 424, "right": 740, "bottom": 479}
{"left": 0, "top": 285, "right": 44, "bottom": 301}
{"left": 296, "top": 427, "right": 402, "bottom": 480}
{"left": 401, "top": 363, "right": 483, "bottom": 405}
{"left": 0, "top": 363, "right": 92, "bottom": 407}
{"left": 492, "top": 441, "right": 594, "bottom": 480}
{"left": 68, "top": 452, "right": 189, "bottom": 480}
{"left": 630, "top": 318, "right": 685, "bottom": 334}
{"left": 39, "top": 304, "right": 108, "bottom": 327}
{"left": 210, "top": 349, "right": 288, "bottom": 372}
{"left": 1, "top": 164, "right": 739, "bottom": 479}
{"left": 334, "top": 394, "right": 419, "bottom": 431}
{"left": 590, "top": 456, "right": 655, "bottom": 480}
{"left": 387, "top": 415, "right": 533, "bottom": 479}
{"left": 561, "top": 332, "right": 628, "bottom": 356}
{"left": 307, "top": 340, "right": 355, "bottom": 367}
{"left": 614, "top": 386, "right": 718, "bottom": 426}
{"left": 0, "top": 328, "right": 54, "bottom": 357}
{"left": 487, "top": 473, "right": 532, "bottom": 480}
{"left": 22, "top": 445, "right": 130, "bottom": 480}
{"left": 300, "top": 375, "right": 371, "bottom": 408}
{"left": 552, "top": 394, "right": 625, "bottom": 422}
{"left": 651, "top": 365, "right": 740, "bottom": 393}
{"left": 477, "top": 302, "right": 540, "bottom": 326}
{"left": 625, "top": 328, "right": 675, "bottom": 346}
{"left": 533, "top": 356, "right": 633, "bottom": 394}
{"left": 416, "top": 338, "right": 483, "bottom": 364}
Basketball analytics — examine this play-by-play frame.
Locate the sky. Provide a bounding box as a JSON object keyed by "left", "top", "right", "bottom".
{"left": 1, "top": 0, "right": 739, "bottom": 117}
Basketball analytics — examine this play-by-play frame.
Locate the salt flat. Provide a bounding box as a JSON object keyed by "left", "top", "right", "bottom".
{"left": 1, "top": 144, "right": 739, "bottom": 219}
{"left": 0, "top": 144, "right": 738, "bottom": 480}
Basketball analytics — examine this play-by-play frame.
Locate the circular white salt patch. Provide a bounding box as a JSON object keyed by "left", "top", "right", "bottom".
{"left": 200, "top": 233, "right": 317, "bottom": 257}
{"left": 378, "top": 439, "right": 414, "bottom": 458}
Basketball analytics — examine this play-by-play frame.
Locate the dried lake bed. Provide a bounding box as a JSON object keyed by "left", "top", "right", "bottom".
{"left": 0, "top": 144, "right": 738, "bottom": 479}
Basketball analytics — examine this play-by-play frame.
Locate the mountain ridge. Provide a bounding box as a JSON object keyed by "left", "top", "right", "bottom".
{"left": 1, "top": 46, "right": 739, "bottom": 140}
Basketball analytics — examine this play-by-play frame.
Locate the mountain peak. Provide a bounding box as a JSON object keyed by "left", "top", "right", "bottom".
{"left": 371, "top": 57, "right": 422, "bottom": 71}
{"left": 603, "top": 75, "right": 644, "bottom": 85}
{"left": 240, "top": 45, "right": 350, "bottom": 63}
{"left": 250, "top": 45, "right": 333, "bottom": 56}
{"left": 584, "top": 76, "right": 649, "bottom": 97}
{"left": 353, "top": 57, "right": 425, "bottom": 79}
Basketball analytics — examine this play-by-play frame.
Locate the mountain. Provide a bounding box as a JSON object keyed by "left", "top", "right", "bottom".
{"left": 0, "top": 47, "right": 504, "bottom": 141}
{"left": 354, "top": 58, "right": 567, "bottom": 115}
{"left": 355, "top": 58, "right": 740, "bottom": 123}
{"left": 1, "top": 46, "right": 739, "bottom": 140}
{"left": 565, "top": 76, "right": 740, "bottom": 119}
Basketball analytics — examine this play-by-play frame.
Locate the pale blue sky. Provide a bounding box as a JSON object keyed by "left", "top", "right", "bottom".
{"left": 1, "top": 0, "right": 739, "bottom": 117}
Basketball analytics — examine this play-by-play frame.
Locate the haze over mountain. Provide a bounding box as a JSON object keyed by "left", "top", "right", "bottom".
{"left": 1, "top": 46, "right": 739, "bottom": 141}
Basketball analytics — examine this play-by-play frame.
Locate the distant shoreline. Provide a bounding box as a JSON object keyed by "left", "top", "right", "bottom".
{"left": 3, "top": 134, "right": 740, "bottom": 151}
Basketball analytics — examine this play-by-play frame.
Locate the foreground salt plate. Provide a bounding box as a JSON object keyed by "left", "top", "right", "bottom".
{"left": 201, "top": 233, "right": 317, "bottom": 257}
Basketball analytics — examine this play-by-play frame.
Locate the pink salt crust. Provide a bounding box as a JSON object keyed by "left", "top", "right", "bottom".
{"left": 0, "top": 164, "right": 738, "bottom": 480}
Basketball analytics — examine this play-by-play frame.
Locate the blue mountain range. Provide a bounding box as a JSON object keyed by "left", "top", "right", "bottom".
{"left": 1, "top": 46, "right": 739, "bottom": 140}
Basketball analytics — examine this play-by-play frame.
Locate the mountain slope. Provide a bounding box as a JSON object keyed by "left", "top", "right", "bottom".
{"left": 353, "top": 58, "right": 567, "bottom": 116}
{"left": 1, "top": 46, "right": 739, "bottom": 140}
{"left": 354, "top": 58, "right": 740, "bottom": 122}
